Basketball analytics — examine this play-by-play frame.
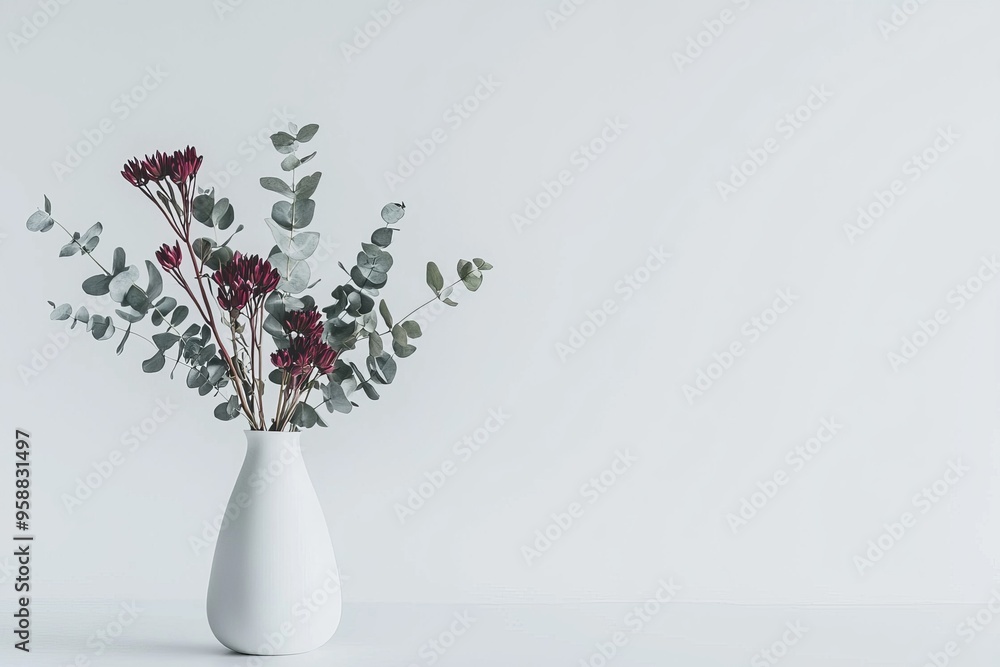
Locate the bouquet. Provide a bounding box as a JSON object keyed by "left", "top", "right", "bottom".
{"left": 26, "top": 121, "right": 491, "bottom": 431}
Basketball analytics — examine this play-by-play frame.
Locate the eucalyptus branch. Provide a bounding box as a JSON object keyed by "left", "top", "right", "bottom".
{"left": 374, "top": 278, "right": 463, "bottom": 337}
{"left": 51, "top": 218, "right": 190, "bottom": 341}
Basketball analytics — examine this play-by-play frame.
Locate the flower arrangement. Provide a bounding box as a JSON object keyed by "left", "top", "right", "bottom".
{"left": 26, "top": 122, "right": 491, "bottom": 431}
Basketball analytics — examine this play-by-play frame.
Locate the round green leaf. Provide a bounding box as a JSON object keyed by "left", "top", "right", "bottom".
{"left": 380, "top": 203, "right": 405, "bottom": 224}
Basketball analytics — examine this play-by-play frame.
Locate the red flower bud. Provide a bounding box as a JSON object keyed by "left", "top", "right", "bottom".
{"left": 121, "top": 158, "right": 150, "bottom": 187}
{"left": 155, "top": 242, "right": 183, "bottom": 271}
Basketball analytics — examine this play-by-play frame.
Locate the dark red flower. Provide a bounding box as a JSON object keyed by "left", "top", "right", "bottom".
{"left": 218, "top": 283, "right": 252, "bottom": 312}
{"left": 312, "top": 344, "right": 337, "bottom": 375}
{"left": 128, "top": 148, "right": 202, "bottom": 186}
{"left": 283, "top": 308, "right": 324, "bottom": 338}
{"left": 121, "top": 158, "right": 149, "bottom": 187}
{"left": 142, "top": 150, "right": 175, "bottom": 182}
{"left": 169, "top": 146, "right": 203, "bottom": 185}
{"left": 211, "top": 252, "right": 280, "bottom": 313}
{"left": 270, "top": 349, "right": 293, "bottom": 372}
{"left": 155, "top": 242, "right": 183, "bottom": 271}
{"left": 270, "top": 334, "right": 338, "bottom": 377}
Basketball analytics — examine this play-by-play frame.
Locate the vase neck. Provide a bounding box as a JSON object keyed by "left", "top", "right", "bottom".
{"left": 243, "top": 430, "right": 303, "bottom": 461}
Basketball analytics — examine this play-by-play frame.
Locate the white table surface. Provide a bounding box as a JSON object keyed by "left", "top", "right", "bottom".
{"left": 7, "top": 599, "right": 1000, "bottom": 666}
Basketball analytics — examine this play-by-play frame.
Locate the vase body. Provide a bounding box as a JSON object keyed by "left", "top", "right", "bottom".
{"left": 207, "top": 430, "right": 341, "bottom": 655}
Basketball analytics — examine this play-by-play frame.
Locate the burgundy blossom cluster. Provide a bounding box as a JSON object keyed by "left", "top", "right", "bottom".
{"left": 122, "top": 146, "right": 203, "bottom": 241}
{"left": 211, "top": 252, "right": 280, "bottom": 314}
{"left": 121, "top": 146, "right": 203, "bottom": 188}
{"left": 270, "top": 307, "right": 338, "bottom": 378}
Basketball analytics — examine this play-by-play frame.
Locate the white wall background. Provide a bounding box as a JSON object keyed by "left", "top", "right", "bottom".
{"left": 1, "top": 0, "right": 998, "bottom": 607}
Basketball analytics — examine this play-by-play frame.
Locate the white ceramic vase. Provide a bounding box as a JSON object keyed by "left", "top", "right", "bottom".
{"left": 207, "top": 430, "right": 341, "bottom": 655}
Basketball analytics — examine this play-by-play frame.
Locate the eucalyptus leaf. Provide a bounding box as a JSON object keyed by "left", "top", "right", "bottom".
{"left": 351, "top": 265, "right": 387, "bottom": 290}
{"left": 82, "top": 274, "right": 111, "bottom": 296}
{"left": 112, "top": 247, "right": 125, "bottom": 274}
{"left": 205, "top": 359, "right": 226, "bottom": 385}
{"left": 81, "top": 221, "right": 103, "bottom": 242}
{"left": 380, "top": 202, "right": 405, "bottom": 224}
{"left": 88, "top": 315, "right": 115, "bottom": 341}
{"left": 142, "top": 351, "right": 165, "bottom": 373}
{"left": 295, "top": 172, "right": 322, "bottom": 200}
{"left": 59, "top": 243, "right": 80, "bottom": 257}
{"left": 392, "top": 340, "right": 417, "bottom": 358}
{"left": 212, "top": 198, "right": 234, "bottom": 230}
{"left": 296, "top": 124, "right": 319, "bottom": 142}
{"left": 265, "top": 218, "right": 319, "bottom": 260}
{"left": 50, "top": 303, "right": 72, "bottom": 320}
{"left": 193, "top": 193, "right": 215, "bottom": 225}
{"left": 360, "top": 381, "right": 380, "bottom": 400}
{"left": 109, "top": 266, "right": 140, "bottom": 303}
{"left": 378, "top": 300, "right": 393, "bottom": 329}
{"left": 193, "top": 237, "right": 216, "bottom": 262}
{"left": 151, "top": 297, "right": 177, "bottom": 325}
{"left": 290, "top": 402, "right": 320, "bottom": 428}
{"left": 280, "top": 154, "right": 301, "bottom": 171}
{"left": 260, "top": 176, "right": 294, "bottom": 199}
{"left": 26, "top": 210, "right": 54, "bottom": 232}
{"left": 152, "top": 332, "right": 179, "bottom": 350}
{"left": 263, "top": 314, "right": 287, "bottom": 338}
{"left": 116, "top": 324, "right": 131, "bottom": 355}
{"left": 270, "top": 131, "right": 298, "bottom": 154}
{"left": 186, "top": 366, "right": 207, "bottom": 389}
{"left": 270, "top": 199, "right": 315, "bottom": 229}
{"left": 268, "top": 251, "right": 310, "bottom": 293}
{"left": 371, "top": 227, "right": 395, "bottom": 248}
{"left": 367, "top": 352, "right": 397, "bottom": 384}
{"left": 376, "top": 352, "right": 397, "bottom": 383}
{"left": 155, "top": 297, "right": 177, "bottom": 313}
{"left": 270, "top": 131, "right": 296, "bottom": 147}
{"left": 401, "top": 320, "right": 422, "bottom": 338}
{"left": 124, "top": 286, "right": 147, "bottom": 313}
{"left": 205, "top": 246, "right": 234, "bottom": 270}
{"left": 391, "top": 324, "right": 407, "bottom": 346}
{"left": 171, "top": 305, "right": 189, "bottom": 326}
{"left": 264, "top": 291, "right": 290, "bottom": 318}
{"left": 426, "top": 261, "right": 444, "bottom": 293}
{"left": 214, "top": 401, "right": 238, "bottom": 421}
{"left": 322, "top": 381, "right": 353, "bottom": 414}
{"left": 114, "top": 308, "right": 144, "bottom": 323}
{"left": 462, "top": 269, "right": 483, "bottom": 292}
{"left": 197, "top": 344, "right": 218, "bottom": 366}
{"left": 144, "top": 260, "right": 163, "bottom": 301}
{"left": 368, "top": 331, "right": 383, "bottom": 357}
{"left": 219, "top": 224, "right": 244, "bottom": 248}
